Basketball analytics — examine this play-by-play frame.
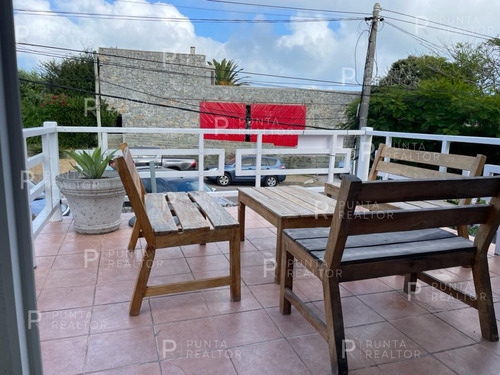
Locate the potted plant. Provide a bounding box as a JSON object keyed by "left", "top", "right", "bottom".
{"left": 56, "top": 147, "right": 125, "bottom": 234}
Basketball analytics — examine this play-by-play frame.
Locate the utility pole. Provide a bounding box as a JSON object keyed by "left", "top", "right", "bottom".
{"left": 358, "top": 2, "right": 381, "bottom": 129}
{"left": 93, "top": 52, "right": 102, "bottom": 147}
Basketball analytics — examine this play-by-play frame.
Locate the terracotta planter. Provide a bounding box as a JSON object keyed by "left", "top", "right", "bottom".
{"left": 56, "top": 170, "right": 126, "bottom": 234}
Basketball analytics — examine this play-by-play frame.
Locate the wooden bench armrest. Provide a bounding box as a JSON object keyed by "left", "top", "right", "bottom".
{"left": 324, "top": 182, "right": 341, "bottom": 199}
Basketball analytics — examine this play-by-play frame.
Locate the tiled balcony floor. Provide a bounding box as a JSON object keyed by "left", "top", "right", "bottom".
{"left": 34, "top": 208, "right": 500, "bottom": 374}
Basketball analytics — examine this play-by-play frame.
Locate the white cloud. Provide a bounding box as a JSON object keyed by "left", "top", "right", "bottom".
{"left": 13, "top": 0, "right": 500, "bottom": 89}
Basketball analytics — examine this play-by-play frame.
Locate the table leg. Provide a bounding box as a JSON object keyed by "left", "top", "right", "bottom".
{"left": 275, "top": 220, "right": 283, "bottom": 284}
{"left": 239, "top": 200, "right": 246, "bottom": 242}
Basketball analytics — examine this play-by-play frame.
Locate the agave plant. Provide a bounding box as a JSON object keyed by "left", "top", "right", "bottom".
{"left": 66, "top": 147, "right": 117, "bottom": 179}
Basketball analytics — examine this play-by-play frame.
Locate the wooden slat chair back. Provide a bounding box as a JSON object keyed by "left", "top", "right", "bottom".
{"left": 115, "top": 143, "right": 241, "bottom": 316}
{"left": 369, "top": 143, "right": 486, "bottom": 180}
{"left": 281, "top": 175, "right": 500, "bottom": 375}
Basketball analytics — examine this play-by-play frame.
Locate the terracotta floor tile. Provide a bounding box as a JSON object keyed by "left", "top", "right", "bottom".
{"left": 425, "top": 269, "right": 467, "bottom": 283}
{"left": 490, "top": 276, "right": 500, "bottom": 295}
{"left": 43, "top": 267, "right": 98, "bottom": 289}
{"left": 435, "top": 307, "right": 484, "bottom": 341}
{"left": 244, "top": 219, "right": 270, "bottom": 229}
{"left": 294, "top": 277, "right": 325, "bottom": 302}
{"left": 248, "top": 283, "right": 283, "bottom": 308}
{"left": 94, "top": 279, "right": 135, "bottom": 305}
{"left": 359, "top": 291, "right": 428, "bottom": 320}
{"left": 153, "top": 246, "right": 184, "bottom": 260}
{"left": 96, "top": 262, "right": 142, "bottom": 284}
{"left": 35, "top": 256, "right": 56, "bottom": 272}
{"left": 161, "top": 355, "right": 237, "bottom": 375}
{"left": 241, "top": 265, "right": 275, "bottom": 285}
{"left": 402, "top": 286, "right": 466, "bottom": 313}
{"left": 391, "top": 314, "right": 475, "bottom": 352}
{"left": 148, "top": 272, "right": 194, "bottom": 288}
{"left": 91, "top": 301, "right": 152, "bottom": 333}
{"left": 181, "top": 243, "right": 222, "bottom": 257}
{"left": 202, "top": 286, "right": 261, "bottom": 315}
{"left": 52, "top": 252, "right": 100, "bottom": 270}
{"left": 376, "top": 355, "right": 455, "bottom": 374}
{"left": 488, "top": 256, "right": 500, "bottom": 275}
{"left": 349, "top": 366, "right": 384, "bottom": 375}
{"left": 249, "top": 236, "right": 277, "bottom": 251}
{"left": 186, "top": 254, "right": 229, "bottom": 273}
{"left": 34, "top": 233, "right": 65, "bottom": 256}
{"left": 288, "top": 333, "right": 376, "bottom": 374}
{"left": 37, "top": 285, "right": 95, "bottom": 311}
{"left": 150, "top": 292, "right": 211, "bottom": 324}
{"left": 231, "top": 250, "right": 267, "bottom": 268}
{"left": 377, "top": 275, "right": 405, "bottom": 289}
{"left": 212, "top": 310, "right": 283, "bottom": 347}
{"left": 231, "top": 339, "right": 309, "bottom": 375}
{"left": 39, "top": 307, "right": 92, "bottom": 341}
{"left": 89, "top": 362, "right": 161, "bottom": 375}
{"left": 85, "top": 326, "right": 157, "bottom": 373}
{"left": 40, "top": 221, "right": 71, "bottom": 235}
{"left": 313, "top": 297, "right": 385, "bottom": 328}
{"left": 434, "top": 344, "right": 500, "bottom": 375}
{"left": 149, "top": 257, "right": 192, "bottom": 278}
{"left": 447, "top": 265, "right": 475, "bottom": 280}
{"left": 155, "top": 317, "right": 223, "bottom": 359}
{"left": 343, "top": 279, "right": 394, "bottom": 295}
{"left": 59, "top": 236, "right": 103, "bottom": 254}
{"left": 266, "top": 306, "right": 318, "bottom": 338}
{"left": 41, "top": 336, "right": 87, "bottom": 375}
{"left": 244, "top": 227, "right": 276, "bottom": 239}
{"left": 216, "top": 240, "right": 258, "bottom": 254}
{"left": 347, "top": 322, "right": 425, "bottom": 365}
{"left": 101, "top": 232, "right": 135, "bottom": 251}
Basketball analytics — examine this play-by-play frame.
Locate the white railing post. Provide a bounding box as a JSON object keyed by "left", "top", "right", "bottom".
{"left": 198, "top": 134, "right": 205, "bottom": 191}
{"left": 440, "top": 139, "right": 450, "bottom": 172}
{"left": 327, "top": 134, "right": 337, "bottom": 183}
{"left": 255, "top": 133, "right": 262, "bottom": 187}
{"left": 357, "top": 127, "right": 373, "bottom": 181}
{"left": 101, "top": 130, "right": 109, "bottom": 151}
{"left": 42, "top": 121, "right": 61, "bottom": 221}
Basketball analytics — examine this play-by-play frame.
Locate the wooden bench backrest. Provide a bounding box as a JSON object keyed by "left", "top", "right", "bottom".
{"left": 115, "top": 143, "right": 154, "bottom": 241}
{"left": 324, "top": 175, "right": 500, "bottom": 268}
{"left": 368, "top": 144, "right": 486, "bottom": 181}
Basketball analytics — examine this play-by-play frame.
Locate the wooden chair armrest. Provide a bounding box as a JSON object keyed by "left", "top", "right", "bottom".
{"left": 324, "top": 181, "right": 341, "bottom": 199}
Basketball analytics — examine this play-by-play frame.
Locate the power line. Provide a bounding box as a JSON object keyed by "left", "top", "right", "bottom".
{"left": 19, "top": 77, "right": 346, "bottom": 130}
{"left": 205, "top": 0, "right": 371, "bottom": 16}
{"left": 384, "top": 8, "right": 497, "bottom": 40}
{"left": 383, "top": 15, "right": 494, "bottom": 41}
{"left": 17, "top": 42, "right": 363, "bottom": 88}
{"left": 14, "top": 8, "right": 363, "bottom": 24}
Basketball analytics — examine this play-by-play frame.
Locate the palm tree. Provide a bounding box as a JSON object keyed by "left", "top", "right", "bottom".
{"left": 208, "top": 58, "right": 248, "bottom": 86}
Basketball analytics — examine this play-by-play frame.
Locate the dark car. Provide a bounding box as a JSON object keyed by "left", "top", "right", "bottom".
{"left": 29, "top": 181, "right": 70, "bottom": 219}
{"left": 206, "top": 156, "right": 286, "bottom": 187}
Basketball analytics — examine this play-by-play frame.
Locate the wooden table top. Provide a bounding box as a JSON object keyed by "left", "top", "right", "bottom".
{"left": 238, "top": 185, "right": 336, "bottom": 219}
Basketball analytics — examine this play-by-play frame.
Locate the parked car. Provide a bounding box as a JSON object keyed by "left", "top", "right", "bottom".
{"left": 130, "top": 147, "right": 196, "bottom": 170}
{"left": 206, "top": 156, "right": 286, "bottom": 187}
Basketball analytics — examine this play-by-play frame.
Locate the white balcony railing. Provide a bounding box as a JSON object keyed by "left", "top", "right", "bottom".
{"left": 24, "top": 122, "right": 500, "bottom": 244}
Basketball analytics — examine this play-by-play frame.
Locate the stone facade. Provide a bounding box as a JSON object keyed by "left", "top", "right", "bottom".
{"left": 99, "top": 47, "right": 360, "bottom": 149}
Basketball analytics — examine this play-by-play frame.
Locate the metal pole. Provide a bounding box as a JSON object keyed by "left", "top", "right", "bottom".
{"left": 358, "top": 3, "right": 381, "bottom": 130}
{"left": 93, "top": 52, "right": 102, "bottom": 147}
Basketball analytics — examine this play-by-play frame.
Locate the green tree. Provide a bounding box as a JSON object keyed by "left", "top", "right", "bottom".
{"left": 19, "top": 53, "right": 118, "bottom": 150}
{"left": 207, "top": 58, "right": 248, "bottom": 86}
{"left": 345, "top": 41, "right": 500, "bottom": 162}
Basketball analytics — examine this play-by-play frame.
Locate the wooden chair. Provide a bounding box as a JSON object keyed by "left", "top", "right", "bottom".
{"left": 281, "top": 175, "right": 500, "bottom": 374}
{"left": 327, "top": 144, "right": 487, "bottom": 239}
{"left": 116, "top": 143, "right": 240, "bottom": 316}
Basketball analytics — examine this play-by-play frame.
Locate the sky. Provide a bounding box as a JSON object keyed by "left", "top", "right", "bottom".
{"left": 13, "top": 0, "right": 500, "bottom": 91}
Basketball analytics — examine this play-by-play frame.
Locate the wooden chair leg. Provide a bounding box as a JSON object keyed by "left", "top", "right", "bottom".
{"left": 403, "top": 273, "right": 418, "bottom": 293}
{"left": 324, "top": 276, "right": 348, "bottom": 375}
{"left": 238, "top": 201, "right": 246, "bottom": 242}
{"left": 472, "top": 257, "right": 499, "bottom": 341}
{"left": 274, "top": 221, "right": 284, "bottom": 284}
{"left": 129, "top": 245, "right": 155, "bottom": 316}
{"left": 128, "top": 220, "right": 141, "bottom": 251}
{"left": 279, "top": 245, "right": 294, "bottom": 315}
{"left": 229, "top": 229, "right": 241, "bottom": 302}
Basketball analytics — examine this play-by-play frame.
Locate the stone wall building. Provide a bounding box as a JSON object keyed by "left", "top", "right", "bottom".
{"left": 98, "top": 47, "right": 360, "bottom": 152}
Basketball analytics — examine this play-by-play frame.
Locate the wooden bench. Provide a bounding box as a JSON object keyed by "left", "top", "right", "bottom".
{"left": 280, "top": 175, "right": 500, "bottom": 374}
{"left": 116, "top": 144, "right": 240, "bottom": 316}
{"left": 326, "top": 144, "right": 486, "bottom": 238}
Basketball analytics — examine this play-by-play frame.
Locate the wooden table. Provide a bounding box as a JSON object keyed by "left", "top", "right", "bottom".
{"left": 238, "top": 185, "right": 336, "bottom": 282}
